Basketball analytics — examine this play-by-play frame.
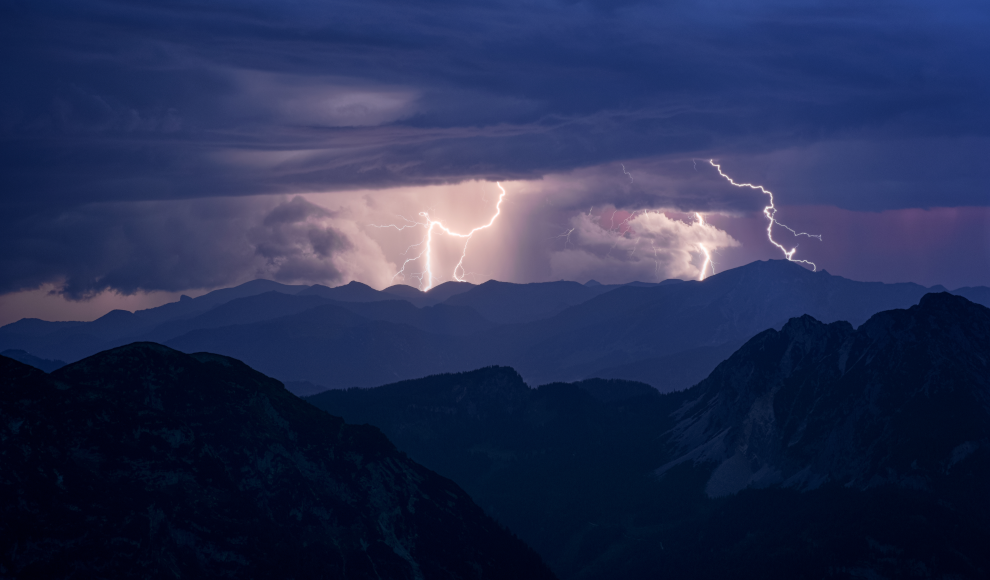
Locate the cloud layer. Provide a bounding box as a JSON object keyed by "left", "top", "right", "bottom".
{"left": 1, "top": 0, "right": 988, "bottom": 307}
{"left": 3, "top": 0, "right": 988, "bottom": 206}
{"left": 0, "top": 196, "right": 393, "bottom": 299}
{"left": 549, "top": 210, "right": 741, "bottom": 284}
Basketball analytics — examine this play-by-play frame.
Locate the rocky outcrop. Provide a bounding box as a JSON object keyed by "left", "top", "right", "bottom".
{"left": 660, "top": 292, "right": 990, "bottom": 498}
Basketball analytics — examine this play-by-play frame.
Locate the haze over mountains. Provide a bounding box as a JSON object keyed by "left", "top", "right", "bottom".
{"left": 4, "top": 261, "right": 986, "bottom": 395}
{"left": 309, "top": 293, "right": 990, "bottom": 579}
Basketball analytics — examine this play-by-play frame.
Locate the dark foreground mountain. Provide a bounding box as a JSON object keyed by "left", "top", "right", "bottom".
{"left": 309, "top": 293, "right": 990, "bottom": 579}
{"left": 0, "top": 344, "right": 555, "bottom": 579}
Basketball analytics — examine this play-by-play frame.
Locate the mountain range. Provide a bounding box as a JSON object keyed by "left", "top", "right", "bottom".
{"left": 3, "top": 260, "right": 988, "bottom": 396}
{"left": 0, "top": 344, "right": 556, "bottom": 579}
{"left": 308, "top": 292, "right": 990, "bottom": 579}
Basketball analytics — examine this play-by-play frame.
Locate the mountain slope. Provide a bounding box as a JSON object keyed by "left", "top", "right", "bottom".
{"left": 167, "top": 261, "right": 987, "bottom": 391}
{"left": 298, "top": 280, "right": 399, "bottom": 302}
{"left": 308, "top": 369, "right": 688, "bottom": 576}
{"left": 0, "top": 348, "right": 66, "bottom": 373}
{"left": 0, "top": 280, "right": 310, "bottom": 362}
{"left": 442, "top": 280, "right": 617, "bottom": 324}
{"left": 661, "top": 292, "right": 990, "bottom": 498}
{"left": 133, "top": 279, "right": 311, "bottom": 326}
{"left": 0, "top": 344, "right": 556, "bottom": 579}
{"left": 382, "top": 281, "right": 475, "bottom": 307}
{"left": 6, "top": 260, "right": 988, "bottom": 392}
{"left": 308, "top": 294, "right": 990, "bottom": 579}
{"left": 165, "top": 304, "right": 474, "bottom": 389}
{"left": 475, "top": 259, "right": 968, "bottom": 387}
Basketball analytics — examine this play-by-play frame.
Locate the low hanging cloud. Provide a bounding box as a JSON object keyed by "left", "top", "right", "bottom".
{"left": 0, "top": 196, "right": 394, "bottom": 300}
{"left": 549, "top": 209, "right": 741, "bottom": 284}
{"left": 249, "top": 196, "right": 352, "bottom": 283}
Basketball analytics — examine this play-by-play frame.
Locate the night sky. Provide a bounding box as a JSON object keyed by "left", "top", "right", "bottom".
{"left": 2, "top": 0, "right": 989, "bottom": 324}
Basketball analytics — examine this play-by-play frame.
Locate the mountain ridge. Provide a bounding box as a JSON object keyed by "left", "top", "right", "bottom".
{"left": 0, "top": 343, "right": 557, "bottom": 579}
{"left": 5, "top": 260, "right": 989, "bottom": 392}
{"left": 307, "top": 292, "right": 990, "bottom": 578}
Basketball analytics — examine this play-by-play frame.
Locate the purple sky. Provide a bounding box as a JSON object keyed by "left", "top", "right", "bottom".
{"left": 2, "top": 0, "right": 989, "bottom": 324}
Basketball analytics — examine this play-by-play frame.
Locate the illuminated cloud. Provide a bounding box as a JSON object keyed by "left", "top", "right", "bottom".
{"left": 1, "top": 0, "right": 988, "bottom": 315}
{"left": 549, "top": 209, "right": 741, "bottom": 284}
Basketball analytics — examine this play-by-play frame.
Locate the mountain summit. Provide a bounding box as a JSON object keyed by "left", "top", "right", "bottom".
{"left": 661, "top": 292, "right": 990, "bottom": 499}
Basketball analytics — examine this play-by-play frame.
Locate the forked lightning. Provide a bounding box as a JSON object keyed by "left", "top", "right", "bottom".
{"left": 374, "top": 183, "right": 507, "bottom": 291}
{"left": 709, "top": 160, "right": 821, "bottom": 270}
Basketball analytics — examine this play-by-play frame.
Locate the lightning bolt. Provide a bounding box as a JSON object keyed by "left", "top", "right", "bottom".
{"left": 621, "top": 163, "right": 634, "bottom": 183}
{"left": 695, "top": 212, "right": 715, "bottom": 281}
{"left": 650, "top": 239, "right": 661, "bottom": 282}
{"left": 709, "top": 160, "right": 821, "bottom": 271}
{"left": 553, "top": 227, "right": 576, "bottom": 248}
{"left": 374, "top": 182, "right": 507, "bottom": 291}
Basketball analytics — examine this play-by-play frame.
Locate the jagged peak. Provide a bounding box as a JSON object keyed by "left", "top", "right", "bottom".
{"left": 779, "top": 314, "right": 854, "bottom": 337}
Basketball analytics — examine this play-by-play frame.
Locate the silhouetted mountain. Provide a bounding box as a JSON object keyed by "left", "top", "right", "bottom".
{"left": 165, "top": 304, "right": 474, "bottom": 389}
{"left": 0, "top": 280, "right": 310, "bottom": 362}
{"left": 136, "top": 291, "right": 333, "bottom": 343}
{"left": 283, "top": 379, "right": 333, "bottom": 397}
{"left": 309, "top": 367, "right": 679, "bottom": 576}
{"left": 382, "top": 281, "right": 475, "bottom": 307}
{"left": 953, "top": 285, "right": 990, "bottom": 306}
{"left": 0, "top": 309, "right": 150, "bottom": 363}
{"left": 0, "top": 282, "right": 486, "bottom": 367}
{"left": 308, "top": 294, "right": 990, "bottom": 579}
{"left": 442, "top": 280, "right": 618, "bottom": 324}
{"left": 0, "top": 319, "right": 83, "bottom": 338}
{"left": 146, "top": 261, "right": 990, "bottom": 391}
{"left": 0, "top": 349, "right": 66, "bottom": 373}
{"left": 6, "top": 261, "right": 990, "bottom": 392}
{"left": 299, "top": 280, "right": 397, "bottom": 302}
{"left": 560, "top": 377, "right": 658, "bottom": 403}
{"left": 0, "top": 344, "right": 556, "bottom": 579}
{"left": 587, "top": 342, "right": 742, "bottom": 392}
{"left": 137, "top": 292, "right": 491, "bottom": 348}
{"left": 478, "top": 259, "right": 976, "bottom": 388}
{"left": 382, "top": 283, "right": 428, "bottom": 303}
{"left": 324, "top": 300, "right": 496, "bottom": 336}
{"left": 133, "top": 279, "right": 310, "bottom": 326}
{"left": 661, "top": 292, "right": 990, "bottom": 498}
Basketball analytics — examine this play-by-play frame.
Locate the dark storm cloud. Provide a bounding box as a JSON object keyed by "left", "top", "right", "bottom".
{"left": 2, "top": 0, "right": 989, "bottom": 299}
{"left": 0, "top": 197, "right": 352, "bottom": 299}
{"left": 250, "top": 197, "right": 351, "bottom": 283}
{"left": 2, "top": 0, "right": 988, "bottom": 208}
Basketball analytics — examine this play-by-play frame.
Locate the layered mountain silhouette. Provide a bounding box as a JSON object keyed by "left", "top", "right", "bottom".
{"left": 0, "top": 344, "right": 555, "bottom": 579}
{"left": 4, "top": 260, "right": 988, "bottom": 395}
{"left": 309, "top": 293, "right": 990, "bottom": 579}
{"left": 0, "top": 349, "right": 65, "bottom": 373}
